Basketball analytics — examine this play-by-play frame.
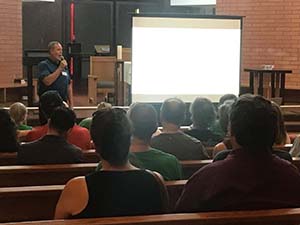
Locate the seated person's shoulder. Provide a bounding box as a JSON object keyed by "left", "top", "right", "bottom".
{"left": 151, "top": 148, "right": 179, "bottom": 161}
{"left": 182, "top": 132, "right": 202, "bottom": 143}
{"left": 55, "top": 176, "right": 88, "bottom": 219}
{"left": 26, "top": 125, "right": 47, "bottom": 141}
{"left": 79, "top": 118, "right": 92, "bottom": 129}
{"left": 68, "top": 143, "right": 83, "bottom": 155}
{"left": 213, "top": 149, "right": 232, "bottom": 162}
{"left": 72, "top": 125, "right": 90, "bottom": 135}
{"left": 65, "top": 176, "right": 86, "bottom": 192}
{"left": 272, "top": 149, "right": 293, "bottom": 162}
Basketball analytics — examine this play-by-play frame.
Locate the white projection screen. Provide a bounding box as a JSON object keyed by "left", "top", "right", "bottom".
{"left": 131, "top": 16, "right": 242, "bottom": 103}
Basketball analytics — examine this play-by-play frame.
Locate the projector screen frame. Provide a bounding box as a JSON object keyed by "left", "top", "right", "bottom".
{"left": 130, "top": 13, "right": 243, "bottom": 104}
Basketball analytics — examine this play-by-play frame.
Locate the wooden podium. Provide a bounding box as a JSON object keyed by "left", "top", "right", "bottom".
{"left": 88, "top": 56, "right": 116, "bottom": 104}
{"left": 88, "top": 49, "right": 131, "bottom": 106}
{"left": 244, "top": 68, "right": 292, "bottom": 104}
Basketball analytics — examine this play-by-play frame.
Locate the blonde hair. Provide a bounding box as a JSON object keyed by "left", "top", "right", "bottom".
{"left": 97, "top": 102, "right": 112, "bottom": 111}
{"left": 9, "top": 102, "right": 27, "bottom": 126}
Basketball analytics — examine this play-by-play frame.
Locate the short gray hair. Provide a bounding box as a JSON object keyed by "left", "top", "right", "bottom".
{"left": 48, "top": 41, "right": 61, "bottom": 52}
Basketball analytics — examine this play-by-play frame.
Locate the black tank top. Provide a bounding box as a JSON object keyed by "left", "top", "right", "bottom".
{"left": 72, "top": 170, "right": 164, "bottom": 219}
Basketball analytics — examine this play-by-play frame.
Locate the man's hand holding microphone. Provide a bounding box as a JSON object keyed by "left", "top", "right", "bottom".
{"left": 59, "top": 56, "right": 68, "bottom": 70}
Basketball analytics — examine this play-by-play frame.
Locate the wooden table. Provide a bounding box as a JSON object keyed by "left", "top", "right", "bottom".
{"left": 244, "top": 68, "right": 292, "bottom": 104}
{"left": 0, "top": 83, "right": 28, "bottom": 103}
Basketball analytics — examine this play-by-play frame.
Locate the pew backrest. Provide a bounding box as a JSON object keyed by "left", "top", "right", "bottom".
{"left": 0, "top": 150, "right": 100, "bottom": 166}
{"left": 0, "top": 181, "right": 186, "bottom": 222}
{"left": 0, "top": 163, "right": 97, "bottom": 187}
{"left": 2, "top": 208, "right": 300, "bottom": 225}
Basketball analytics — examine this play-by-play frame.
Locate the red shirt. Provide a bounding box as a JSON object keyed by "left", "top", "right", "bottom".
{"left": 26, "top": 124, "right": 91, "bottom": 150}
{"left": 176, "top": 148, "right": 300, "bottom": 212}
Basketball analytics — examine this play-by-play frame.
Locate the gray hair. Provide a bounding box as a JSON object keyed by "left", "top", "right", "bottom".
{"left": 48, "top": 41, "right": 61, "bottom": 52}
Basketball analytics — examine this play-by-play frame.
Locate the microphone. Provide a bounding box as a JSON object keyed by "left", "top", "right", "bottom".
{"left": 60, "top": 56, "right": 68, "bottom": 70}
{"left": 60, "top": 55, "right": 66, "bottom": 62}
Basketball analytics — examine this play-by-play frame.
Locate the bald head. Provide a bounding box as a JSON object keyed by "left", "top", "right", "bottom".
{"left": 160, "top": 98, "right": 186, "bottom": 127}
{"left": 128, "top": 103, "right": 158, "bottom": 143}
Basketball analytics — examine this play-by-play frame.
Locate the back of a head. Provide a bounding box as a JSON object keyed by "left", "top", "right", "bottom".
{"left": 49, "top": 107, "right": 76, "bottom": 135}
{"left": 230, "top": 94, "right": 276, "bottom": 151}
{"left": 272, "top": 102, "right": 287, "bottom": 145}
{"left": 97, "top": 102, "right": 112, "bottom": 111}
{"left": 128, "top": 103, "right": 158, "bottom": 143}
{"left": 219, "top": 94, "right": 238, "bottom": 106}
{"left": 39, "top": 91, "right": 64, "bottom": 120}
{"left": 218, "top": 100, "right": 235, "bottom": 134}
{"left": 91, "top": 108, "right": 131, "bottom": 166}
{"left": 9, "top": 102, "right": 27, "bottom": 125}
{"left": 160, "top": 98, "right": 186, "bottom": 126}
{"left": 0, "top": 109, "right": 18, "bottom": 150}
{"left": 190, "top": 97, "right": 216, "bottom": 129}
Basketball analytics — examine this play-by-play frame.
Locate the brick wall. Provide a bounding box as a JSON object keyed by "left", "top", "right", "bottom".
{"left": 0, "top": 0, "right": 22, "bottom": 85}
{"left": 217, "top": 0, "right": 300, "bottom": 89}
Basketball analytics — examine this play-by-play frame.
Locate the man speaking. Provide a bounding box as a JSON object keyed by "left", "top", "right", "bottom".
{"left": 37, "top": 41, "right": 73, "bottom": 108}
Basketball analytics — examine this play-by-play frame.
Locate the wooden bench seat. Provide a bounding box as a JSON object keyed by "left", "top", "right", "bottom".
{"left": 0, "top": 181, "right": 186, "bottom": 222}
{"left": 2, "top": 208, "right": 300, "bottom": 225}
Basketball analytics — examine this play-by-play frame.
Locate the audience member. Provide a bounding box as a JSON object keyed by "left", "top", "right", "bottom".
{"left": 213, "top": 100, "right": 235, "bottom": 156}
{"left": 290, "top": 137, "right": 300, "bottom": 157}
{"left": 128, "top": 103, "right": 182, "bottom": 180}
{"left": 18, "top": 107, "right": 82, "bottom": 165}
{"left": 55, "top": 108, "right": 168, "bottom": 219}
{"left": 151, "top": 98, "right": 209, "bottom": 160}
{"left": 79, "top": 102, "right": 112, "bottom": 130}
{"left": 176, "top": 95, "right": 300, "bottom": 212}
{"left": 209, "top": 94, "right": 238, "bottom": 138}
{"left": 214, "top": 101, "right": 292, "bottom": 161}
{"left": 185, "top": 97, "right": 223, "bottom": 146}
{"left": 272, "top": 102, "right": 291, "bottom": 146}
{"left": 0, "top": 109, "right": 19, "bottom": 152}
{"left": 9, "top": 102, "right": 32, "bottom": 130}
{"left": 26, "top": 91, "right": 91, "bottom": 150}
{"left": 218, "top": 94, "right": 238, "bottom": 107}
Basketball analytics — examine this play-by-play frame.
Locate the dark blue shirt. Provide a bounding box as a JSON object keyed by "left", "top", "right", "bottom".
{"left": 37, "top": 58, "right": 71, "bottom": 101}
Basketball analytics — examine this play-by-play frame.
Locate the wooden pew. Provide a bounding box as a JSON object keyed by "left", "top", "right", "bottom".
{"left": 81, "top": 149, "right": 100, "bottom": 163}
{"left": 0, "top": 150, "right": 100, "bottom": 166}
{"left": 0, "top": 163, "right": 97, "bottom": 187}
{"left": 0, "top": 152, "right": 17, "bottom": 165}
{"left": 180, "top": 159, "right": 212, "bottom": 179}
{"left": 1, "top": 158, "right": 300, "bottom": 188}
{"left": 2, "top": 208, "right": 300, "bottom": 225}
{"left": 0, "top": 181, "right": 186, "bottom": 222}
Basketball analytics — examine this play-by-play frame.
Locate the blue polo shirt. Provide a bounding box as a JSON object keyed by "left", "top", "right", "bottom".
{"left": 37, "top": 58, "right": 71, "bottom": 101}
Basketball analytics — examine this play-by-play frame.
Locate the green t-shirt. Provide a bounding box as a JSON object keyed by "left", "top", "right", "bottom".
{"left": 129, "top": 148, "right": 182, "bottom": 181}
{"left": 96, "top": 148, "right": 182, "bottom": 181}
{"left": 18, "top": 124, "right": 32, "bottom": 131}
{"left": 79, "top": 117, "right": 92, "bottom": 130}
